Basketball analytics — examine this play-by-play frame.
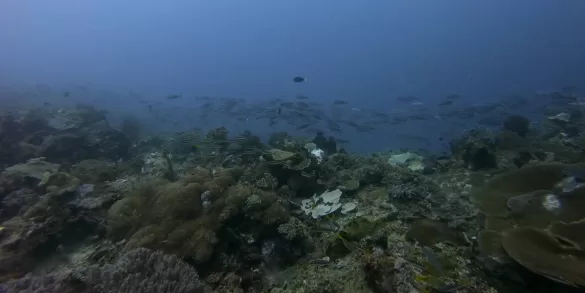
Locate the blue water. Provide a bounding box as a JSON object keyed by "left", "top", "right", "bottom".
{"left": 1, "top": 1, "right": 584, "bottom": 153}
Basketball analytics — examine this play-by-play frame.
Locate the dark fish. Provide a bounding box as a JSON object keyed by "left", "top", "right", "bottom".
{"left": 559, "top": 167, "right": 585, "bottom": 193}
{"left": 445, "top": 94, "right": 460, "bottom": 100}
{"left": 438, "top": 100, "right": 454, "bottom": 106}
{"left": 166, "top": 93, "right": 182, "bottom": 100}
{"left": 397, "top": 95, "right": 419, "bottom": 102}
{"left": 564, "top": 167, "right": 585, "bottom": 182}
{"left": 333, "top": 99, "right": 348, "bottom": 105}
{"left": 394, "top": 134, "right": 431, "bottom": 146}
{"left": 295, "top": 101, "right": 310, "bottom": 108}
{"left": 63, "top": 91, "right": 70, "bottom": 97}
{"left": 305, "top": 127, "right": 323, "bottom": 134}
{"left": 296, "top": 123, "right": 311, "bottom": 130}
{"left": 293, "top": 76, "right": 306, "bottom": 83}
{"left": 561, "top": 85, "right": 576, "bottom": 93}
{"left": 296, "top": 95, "right": 309, "bottom": 100}
{"left": 345, "top": 121, "right": 359, "bottom": 128}
{"left": 277, "top": 107, "right": 282, "bottom": 115}
{"left": 422, "top": 247, "right": 445, "bottom": 274}
{"left": 356, "top": 125, "right": 375, "bottom": 132}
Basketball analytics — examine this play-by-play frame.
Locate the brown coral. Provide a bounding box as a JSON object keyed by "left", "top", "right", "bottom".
{"left": 471, "top": 163, "right": 585, "bottom": 233}
{"left": 471, "top": 163, "right": 585, "bottom": 286}
{"left": 470, "top": 163, "right": 569, "bottom": 218}
{"left": 502, "top": 223, "right": 585, "bottom": 287}
{"left": 361, "top": 253, "right": 396, "bottom": 293}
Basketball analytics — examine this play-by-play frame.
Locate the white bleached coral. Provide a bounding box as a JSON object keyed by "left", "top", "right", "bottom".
{"left": 310, "top": 148, "right": 325, "bottom": 164}
{"left": 301, "top": 189, "right": 355, "bottom": 218}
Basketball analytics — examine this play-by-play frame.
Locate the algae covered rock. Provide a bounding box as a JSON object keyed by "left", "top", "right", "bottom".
{"left": 263, "top": 148, "right": 313, "bottom": 171}
{"left": 265, "top": 149, "right": 296, "bottom": 161}
{"left": 339, "top": 179, "right": 360, "bottom": 192}
{"left": 387, "top": 152, "right": 425, "bottom": 172}
{"left": 39, "top": 171, "right": 81, "bottom": 196}
{"left": 2, "top": 158, "right": 59, "bottom": 180}
{"left": 70, "top": 159, "right": 121, "bottom": 183}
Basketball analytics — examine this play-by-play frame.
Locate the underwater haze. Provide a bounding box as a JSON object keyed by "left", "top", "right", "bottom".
{"left": 5, "top": 3, "right": 585, "bottom": 292}
{"left": 1, "top": 0, "right": 585, "bottom": 152}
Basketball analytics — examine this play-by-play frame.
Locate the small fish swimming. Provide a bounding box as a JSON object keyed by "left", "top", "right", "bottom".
{"left": 559, "top": 167, "right": 585, "bottom": 193}
{"left": 296, "top": 123, "right": 311, "bottom": 130}
{"left": 293, "top": 76, "right": 306, "bottom": 83}
{"left": 190, "top": 144, "right": 201, "bottom": 153}
{"left": 421, "top": 246, "right": 445, "bottom": 274}
{"left": 438, "top": 100, "right": 454, "bottom": 106}
{"left": 166, "top": 93, "right": 183, "bottom": 100}
{"left": 564, "top": 167, "right": 585, "bottom": 182}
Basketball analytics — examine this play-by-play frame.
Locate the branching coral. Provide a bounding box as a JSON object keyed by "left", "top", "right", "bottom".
{"left": 73, "top": 247, "right": 204, "bottom": 293}
{"left": 0, "top": 273, "right": 75, "bottom": 293}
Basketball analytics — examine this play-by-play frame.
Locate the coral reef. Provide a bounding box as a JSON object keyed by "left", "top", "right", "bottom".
{"left": 0, "top": 105, "right": 132, "bottom": 166}
{"left": 3, "top": 95, "right": 585, "bottom": 293}
{"left": 0, "top": 248, "right": 203, "bottom": 293}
